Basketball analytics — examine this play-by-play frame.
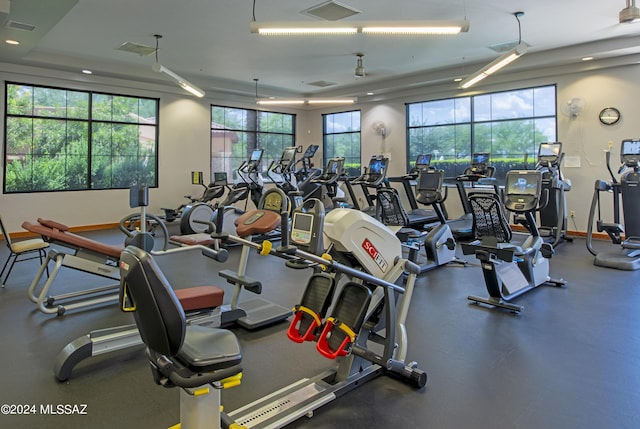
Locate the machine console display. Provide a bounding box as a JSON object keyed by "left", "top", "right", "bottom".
{"left": 213, "top": 172, "right": 227, "bottom": 186}
{"left": 506, "top": 171, "right": 541, "bottom": 197}
{"left": 472, "top": 152, "right": 490, "bottom": 165}
{"left": 250, "top": 149, "right": 264, "bottom": 163}
{"left": 280, "top": 147, "right": 297, "bottom": 167}
{"left": 326, "top": 158, "right": 344, "bottom": 175}
{"left": 415, "top": 154, "right": 432, "bottom": 171}
{"left": 368, "top": 157, "right": 388, "bottom": 178}
{"left": 302, "top": 144, "right": 319, "bottom": 159}
{"left": 417, "top": 170, "right": 443, "bottom": 192}
{"left": 621, "top": 139, "right": 640, "bottom": 158}
{"left": 291, "top": 212, "right": 314, "bottom": 245}
{"left": 538, "top": 142, "right": 562, "bottom": 159}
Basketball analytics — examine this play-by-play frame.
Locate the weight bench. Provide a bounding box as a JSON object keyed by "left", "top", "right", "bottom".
{"left": 22, "top": 218, "right": 127, "bottom": 316}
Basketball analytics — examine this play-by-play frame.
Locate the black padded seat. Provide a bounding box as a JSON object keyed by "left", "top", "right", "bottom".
{"left": 468, "top": 192, "right": 526, "bottom": 254}
{"left": 119, "top": 245, "right": 241, "bottom": 388}
{"left": 179, "top": 326, "right": 242, "bottom": 371}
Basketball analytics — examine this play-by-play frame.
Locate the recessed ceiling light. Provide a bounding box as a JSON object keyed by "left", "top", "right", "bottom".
{"left": 581, "top": 56, "right": 594, "bottom": 61}
{"left": 453, "top": 77, "right": 463, "bottom": 82}
{"left": 367, "top": 92, "right": 374, "bottom": 95}
{"left": 82, "top": 69, "right": 93, "bottom": 74}
{"left": 5, "top": 39, "right": 20, "bottom": 45}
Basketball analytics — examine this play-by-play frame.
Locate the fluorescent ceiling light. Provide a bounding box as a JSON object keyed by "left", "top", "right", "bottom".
{"left": 256, "top": 99, "right": 306, "bottom": 105}
{"left": 250, "top": 20, "right": 469, "bottom": 36}
{"left": 459, "top": 42, "right": 527, "bottom": 89}
{"left": 152, "top": 63, "right": 206, "bottom": 98}
{"left": 307, "top": 98, "right": 356, "bottom": 104}
{"left": 256, "top": 98, "right": 356, "bottom": 105}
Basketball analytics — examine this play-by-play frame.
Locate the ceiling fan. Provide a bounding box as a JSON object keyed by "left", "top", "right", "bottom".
{"left": 354, "top": 53, "right": 366, "bottom": 77}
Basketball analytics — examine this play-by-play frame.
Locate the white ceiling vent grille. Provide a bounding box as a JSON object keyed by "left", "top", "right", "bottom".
{"left": 5, "top": 20, "right": 36, "bottom": 32}
{"left": 116, "top": 41, "right": 157, "bottom": 56}
{"left": 301, "top": 1, "right": 361, "bottom": 21}
{"left": 307, "top": 80, "right": 338, "bottom": 87}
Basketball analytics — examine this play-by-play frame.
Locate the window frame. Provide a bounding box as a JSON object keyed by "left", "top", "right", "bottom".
{"left": 210, "top": 105, "right": 296, "bottom": 183}
{"left": 322, "top": 109, "right": 361, "bottom": 176}
{"left": 406, "top": 84, "right": 557, "bottom": 181}
{"left": 4, "top": 81, "right": 159, "bottom": 194}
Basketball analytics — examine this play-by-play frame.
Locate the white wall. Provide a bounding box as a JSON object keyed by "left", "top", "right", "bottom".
{"left": 2, "top": 61, "right": 640, "bottom": 234}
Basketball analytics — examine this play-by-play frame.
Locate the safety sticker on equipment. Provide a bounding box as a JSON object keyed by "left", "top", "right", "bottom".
{"left": 362, "top": 238, "right": 388, "bottom": 273}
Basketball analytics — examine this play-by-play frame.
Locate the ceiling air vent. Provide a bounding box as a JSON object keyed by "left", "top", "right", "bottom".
{"left": 301, "top": 1, "right": 361, "bottom": 21}
{"left": 307, "top": 80, "right": 338, "bottom": 88}
{"left": 5, "top": 20, "right": 36, "bottom": 32}
{"left": 116, "top": 41, "right": 157, "bottom": 56}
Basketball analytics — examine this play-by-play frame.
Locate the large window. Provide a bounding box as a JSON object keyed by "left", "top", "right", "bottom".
{"left": 4, "top": 83, "right": 158, "bottom": 193}
{"left": 323, "top": 110, "right": 361, "bottom": 176}
{"left": 210, "top": 106, "right": 295, "bottom": 181}
{"left": 407, "top": 85, "right": 556, "bottom": 181}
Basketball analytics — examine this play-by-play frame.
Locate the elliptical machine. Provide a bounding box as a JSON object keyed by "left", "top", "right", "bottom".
{"left": 529, "top": 142, "right": 573, "bottom": 247}
{"left": 586, "top": 139, "right": 640, "bottom": 270}
{"left": 462, "top": 170, "right": 566, "bottom": 313}
{"left": 160, "top": 172, "right": 228, "bottom": 234}
{"left": 266, "top": 146, "right": 304, "bottom": 209}
{"left": 209, "top": 149, "right": 267, "bottom": 236}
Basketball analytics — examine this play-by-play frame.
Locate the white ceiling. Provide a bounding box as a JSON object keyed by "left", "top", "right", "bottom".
{"left": 1, "top": 0, "right": 640, "bottom": 99}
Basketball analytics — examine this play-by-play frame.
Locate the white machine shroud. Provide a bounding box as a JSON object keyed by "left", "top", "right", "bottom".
{"left": 323, "top": 208, "right": 401, "bottom": 278}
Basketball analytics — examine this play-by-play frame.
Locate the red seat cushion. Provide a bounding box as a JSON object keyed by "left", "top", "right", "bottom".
{"left": 174, "top": 286, "right": 224, "bottom": 311}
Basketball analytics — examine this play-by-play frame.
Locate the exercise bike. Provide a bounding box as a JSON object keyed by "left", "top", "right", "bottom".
{"left": 586, "top": 139, "right": 640, "bottom": 270}
{"left": 376, "top": 169, "right": 466, "bottom": 274}
{"left": 447, "top": 152, "right": 499, "bottom": 240}
{"left": 462, "top": 170, "right": 566, "bottom": 313}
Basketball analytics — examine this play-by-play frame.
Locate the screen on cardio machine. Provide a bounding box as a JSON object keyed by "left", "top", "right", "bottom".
{"left": 368, "top": 158, "right": 387, "bottom": 177}
{"left": 417, "top": 170, "right": 442, "bottom": 191}
{"left": 213, "top": 172, "right": 227, "bottom": 186}
{"left": 325, "top": 158, "right": 344, "bottom": 175}
{"left": 415, "top": 154, "right": 432, "bottom": 169}
{"left": 538, "top": 142, "right": 562, "bottom": 159}
{"left": 621, "top": 139, "right": 640, "bottom": 157}
{"left": 472, "top": 152, "right": 490, "bottom": 165}
{"left": 302, "top": 144, "right": 319, "bottom": 158}
{"left": 506, "top": 172, "right": 541, "bottom": 197}
{"left": 291, "top": 212, "right": 314, "bottom": 245}
{"left": 280, "top": 147, "right": 297, "bottom": 165}
{"left": 250, "top": 149, "right": 264, "bottom": 163}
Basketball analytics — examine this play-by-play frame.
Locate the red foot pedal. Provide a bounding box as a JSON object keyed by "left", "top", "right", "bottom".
{"left": 315, "top": 282, "right": 371, "bottom": 359}
{"left": 286, "top": 273, "right": 336, "bottom": 343}
{"left": 315, "top": 318, "right": 356, "bottom": 359}
{"left": 287, "top": 305, "right": 322, "bottom": 343}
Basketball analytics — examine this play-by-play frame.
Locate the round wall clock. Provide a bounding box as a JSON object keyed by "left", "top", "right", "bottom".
{"left": 599, "top": 107, "right": 621, "bottom": 125}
